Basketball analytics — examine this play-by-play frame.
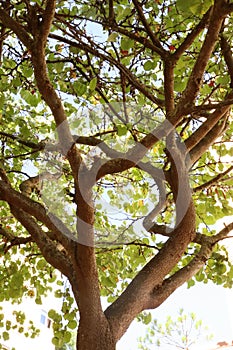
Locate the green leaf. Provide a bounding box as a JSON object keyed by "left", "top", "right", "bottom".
{"left": 187, "top": 279, "right": 195, "bottom": 288}
{"left": 67, "top": 320, "right": 77, "bottom": 329}
{"left": 121, "top": 38, "right": 134, "bottom": 50}
{"left": 36, "top": 259, "right": 47, "bottom": 270}
{"left": 107, "top": 32, "right": 118, "bottom": 42}
{"left": 63, "top": 330, "right": 72, "bottom": 342}
{"left": 0, "top": 93, "right": 5, "bottom": 109}
{"left": 144, "top": 313, "right": 152, "bottom": 325}
{"left": 116, "top": 124, "right": 128, "bottom": 136}
{"left": 3, "top": 331, "right": 10, "bottom": 341}
{"left": 143, "top": 60, "right": 157, "bottom": 71}
{"left": 23, "top": 67, "right": 33, "bottom": 78}
{"left": 52, "top": 337, "right": 60, "bottom": 346}
{"left": 89, "top": 77, "right": 97, "bottom": 91}
{"left": 73, "top": 81, "right": 87, "bottom": 96}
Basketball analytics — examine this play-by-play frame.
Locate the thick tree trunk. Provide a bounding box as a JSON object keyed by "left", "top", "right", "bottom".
{"left": 77, "top": 317, "right": 116, "bottom": 350}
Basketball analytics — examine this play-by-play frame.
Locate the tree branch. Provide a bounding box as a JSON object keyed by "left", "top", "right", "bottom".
{"left": 185, "top": 104, "right": 232, "bottom": 152}
{"left": 49, "top": 32, "right": 165, "bottom": 107}
{"left": 190, "top": 98, "right": 233, "bottom": 113}
{"left": 95, "top": 117, "right": 177, "bottom": 180}
{"left": 209, "top": 222, "right": 233, "bottom": 244}
{"left": 132, "top": 0, "right": 165, "bottom": 56}
{"left": 40, "top": 0, "right": 56, "bottom": 45}
{"left": 176, "top": 0, "right": 228, "bottom": 112}
{"left": 105, "top": 199, "right": 196, "bottom": 340}
{"left": 141, "top": 222, "right": 233, "bottom": 310}
{"left": 0, "top": 131, "right": 44, "bottom": 150}
{"left": 10, "top": 206, "right": 72, "bottom": 278}
{"left": 147, "top": 242, "right": 213, "bottom": 309}
{"left": 0, "top": 180, "right": 73, "bottom": 251}
{"left": 135, "top": 162, "right": 166, "bottom": 231}
{"left": 188, "top": 114, "right": 229, "bottom": 167}
{"left": 173, "top": 8, "right": 212, "bottom": 61}
{"left": 220, "top": 30, "right": 233, "bottom": 87}
{"left": 164, "top": 60, "right": 175, "bottom": 113}
{"left": 0, "top": 223, "right": 33, "bottom": 249}
{"left": 110, "top": 22, "right": 164, "bottom": 56}
{"left": 194, "top": 165, "right": 233, "bottom": 192}
{"left": 0, "top": 8, "right": 33, "bottom": 49}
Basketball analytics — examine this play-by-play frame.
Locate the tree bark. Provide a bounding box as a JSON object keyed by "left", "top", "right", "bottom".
{"left": 76, "top": 316, "right": 116, "bottom": 350}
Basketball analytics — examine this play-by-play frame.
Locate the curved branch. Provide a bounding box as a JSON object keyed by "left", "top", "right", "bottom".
{"left": 96, "top": 118, "right": 177, "bottom": 180}
{"left": 134, "top": 162, "right": 166, "bottom": 231}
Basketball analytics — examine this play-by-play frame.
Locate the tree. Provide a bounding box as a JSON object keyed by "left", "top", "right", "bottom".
{"left": 138, "top": 309, "right": 213, "bottom": 350}
{"left": 0, "top": 0, "right": 233, "bottom": 349}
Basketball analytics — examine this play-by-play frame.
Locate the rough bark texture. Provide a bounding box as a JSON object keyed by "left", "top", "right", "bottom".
{"left": 0, "top": 1, "right": 233, "bottom": 349}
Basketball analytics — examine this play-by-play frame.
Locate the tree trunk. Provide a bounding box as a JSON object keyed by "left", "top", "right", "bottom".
{"left": 77, "top": 317, "right": 116, "bottom": 350}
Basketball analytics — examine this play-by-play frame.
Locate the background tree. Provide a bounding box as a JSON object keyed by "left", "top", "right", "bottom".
{"left": 0, "top": 0, "right": 233, "bottom": 349}
{"left": 138, "top": 309, "right": 213, "bottom": 350}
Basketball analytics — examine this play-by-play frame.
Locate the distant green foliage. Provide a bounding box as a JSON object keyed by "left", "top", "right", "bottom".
{"left": 138, "top": 309, "right": 213, "bottom": 350}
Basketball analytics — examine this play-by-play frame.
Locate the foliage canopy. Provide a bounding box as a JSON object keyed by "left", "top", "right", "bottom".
{"left": 0, "top": 0, "right": 233, "bottom": 349}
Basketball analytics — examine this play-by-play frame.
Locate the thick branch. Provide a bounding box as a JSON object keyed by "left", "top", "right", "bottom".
{"left": 0, "top": 9, "right": 33, "bottom": 48}
{"left": 11, "top": 206, "right": 72, "bottom": 278}
{"left": 40, "top": 0, "right": 56, "bottom": 44}
{"left": 173, "top": 8, "right": 212, "bottom": 61}
{"left": 0, "top": 180, "right": 73, "bottom": 251}
{"left": 176, "top": 0, "right": 227, "bottom": 111}
{"left": 127, "top": 222, "right": 233, "bottom": 311}
{"left": 147, "top": 242, "right": 213, "bottom": 309}
{"left": 105, "top": 199, "right": 196, "bottom": 340}
{"left": 164, "top": 60, "right": 175, "bottom": 112}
